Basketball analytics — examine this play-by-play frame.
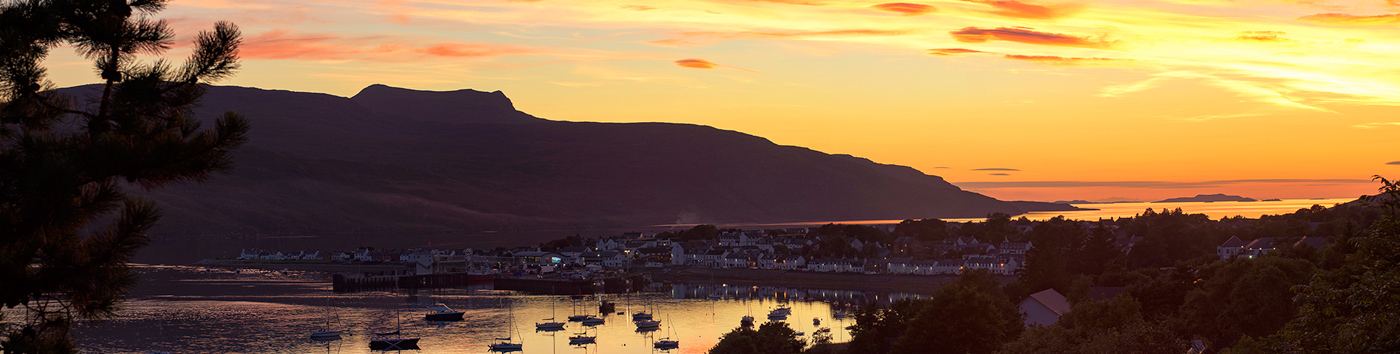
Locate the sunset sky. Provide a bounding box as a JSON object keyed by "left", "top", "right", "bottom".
{"left": 42, "top": 0, "right": 1400, "bottom": 202}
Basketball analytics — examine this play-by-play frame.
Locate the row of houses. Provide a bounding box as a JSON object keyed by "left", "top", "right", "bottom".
{"left": 1216, "top": 236, "right": 1328, "bottom": 260}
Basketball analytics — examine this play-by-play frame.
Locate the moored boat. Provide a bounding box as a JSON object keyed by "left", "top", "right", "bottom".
{"left": 424, "top": 303, "right": 464, "bottom": 321}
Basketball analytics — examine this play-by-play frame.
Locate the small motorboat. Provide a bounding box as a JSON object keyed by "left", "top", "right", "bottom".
{"left": 813, "top": 318, "right": 821, "bottom": 326}
{"left": 424, "top": 303, "right": 464, "bottom": 321}
{"left": 632, "top": 312, "right": 653, "bottom": 321}
{"left": 308, "top": 329, "right": 342, "bottom": 341}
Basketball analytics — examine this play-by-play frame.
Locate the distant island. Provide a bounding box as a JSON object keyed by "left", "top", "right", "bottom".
{"left": 1153, "top": 193, "right": 1257, "bottom": 203}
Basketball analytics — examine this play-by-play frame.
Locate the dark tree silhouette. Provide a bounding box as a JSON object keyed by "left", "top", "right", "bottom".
{"left": 0, "top": 0, "right": 247, "bottom": 351}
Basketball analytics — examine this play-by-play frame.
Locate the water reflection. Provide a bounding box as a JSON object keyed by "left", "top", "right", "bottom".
{"left": 46, "top": 265, "right": 912, "bottom": 353}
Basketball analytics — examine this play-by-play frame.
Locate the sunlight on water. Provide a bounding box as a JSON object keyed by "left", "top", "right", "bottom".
{"left": 58, "top": 266, "right": 880, "bottom": 354}
{"left": 657, "top": 198, "right": 1358, "bottom": 227}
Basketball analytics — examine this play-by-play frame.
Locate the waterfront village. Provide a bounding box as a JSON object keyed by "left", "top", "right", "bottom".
{"left": 226, "top": 219, "right": 1326, "bottom": 279}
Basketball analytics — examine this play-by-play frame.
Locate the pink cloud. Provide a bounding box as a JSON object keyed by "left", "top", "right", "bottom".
{"left": 963, "top": 0, "right": 1081, "bottom": 19}
{"left": 650, "top": 29, "right": 910, "bottom": 46}
{"left": 240, "top": 29, "right": 531, "bottom": 62}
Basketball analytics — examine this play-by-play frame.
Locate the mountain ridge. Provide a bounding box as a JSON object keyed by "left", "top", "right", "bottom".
{"left": 53, "top": 83, "right": 1078, "bottom": 239}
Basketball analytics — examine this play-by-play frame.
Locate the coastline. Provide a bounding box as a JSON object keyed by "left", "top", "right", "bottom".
{"left": 193, "top": 259, "right": 408, "bottom": 273}
{"left": 649, "top": 267, "right": 1015, "bottom": 295}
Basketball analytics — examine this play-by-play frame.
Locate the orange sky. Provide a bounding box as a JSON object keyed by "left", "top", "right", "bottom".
{"left": 41, "top": 0, "right": 1400, "bottom": 201}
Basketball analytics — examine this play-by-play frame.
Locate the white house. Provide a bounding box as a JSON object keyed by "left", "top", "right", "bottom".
{"left": 722, "top": 253, "right": 752, "bottom": 268}
{"left": 1217, "top": 236, "right": 1248, "bottom": 260}
{"left": 1019, "top": 288, "right": 1072, "bottom": 327}
{"left": 237, "top": 249, "right": 261, "bottom": 260}
{"left": 933, "top": 259, "right": 965, "bottom": 275}
{"left": 886, "top": 257, "right": 915, "bottom": 274}
{"left": 300, "top": 250, "right": 324, "bottom": 260}
{"left": 776, "top": 255, "right": 806, "bottom": 270}
{"left": 997, "top": 241, "right": 1033, "bottom": 255}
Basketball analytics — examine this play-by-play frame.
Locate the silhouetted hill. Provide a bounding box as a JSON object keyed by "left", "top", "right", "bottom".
{"left": 56, "top": 84, "right": 1079, "bottom": 238}
{"left": 1154, "top": 194, "right": 1257, "bottom": 203}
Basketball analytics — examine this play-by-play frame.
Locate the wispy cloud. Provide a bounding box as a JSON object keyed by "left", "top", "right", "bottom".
{"left": 973, "top": 168, "right": 1021, "bottom": 171}
{"left": 744, "top": 0, "right": 826, "bottom": 5}
{"left": 1297, "top": 13, "right": 1400, "bottom": 26}
{"left": 962, "top": 0, "right": 1081, "bottom": 20}
{"left": 1387, "top": 161, "right": 1400, "bottom": 165}
{"left": 1003, "top": 54, "right": 1137, "bottom": 66}
{"left": 928, "top": 48, "right": 989, "bottom": 56}
{"left": 1098, "top": 71, "right": 1334, "bottom": 115}
{"left": 871, "top": 3, "right": 937, "bottom": 16}
{"left": 950, "top": 27, "right": 1111, "bottom": 48}
{"left": 1354, "top": 122, "right": 1400, "bottom": 129}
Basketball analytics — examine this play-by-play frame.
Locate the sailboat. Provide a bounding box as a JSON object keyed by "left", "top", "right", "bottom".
{"left": 653, "top": 315, "right": 679, "bottom": 349}
{"left": 581, "top": 316, "right": 605, "bottom": 326}
{"left": 567, "top": 297, "right": 591, "bottom": 322}
{"left": 634, "top": 317, "right": 660, "bottom": 329}
{"left": 536, "top": 298, "right": 566, "bottom": 331}
{"left": 630, "top": 292, "right": 652, "bottom": 321}
{"left": 424, "top": 303, "right": 465, "bottom": 321}
{"left": 309, "top": 297, "right": 342, "bottom": 341}
{"left": 488, "top": 300, "right": 523, "bottom": 352}
{"left": 568, "top": 327, "right": 597, "bottom": 345}
{"left": 368, "top": 306, "right": 420, "bottom": 350}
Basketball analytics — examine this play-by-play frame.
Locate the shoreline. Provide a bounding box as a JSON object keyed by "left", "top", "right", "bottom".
{"left": 190, "top": 259, "right": 1012, "bottom": 294}
{"left": 193, "top": 259, "right": 407, "bottom": 273}
{"left": 648, "top": 267, "right": 1015, "bottom": 295}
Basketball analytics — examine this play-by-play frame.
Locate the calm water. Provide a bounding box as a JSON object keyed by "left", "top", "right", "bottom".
{"left": 54, "top": 265, "right": 887, "bottom": 354}
{"left": 673, "top": 198, "right": 1358, "bottom": 227}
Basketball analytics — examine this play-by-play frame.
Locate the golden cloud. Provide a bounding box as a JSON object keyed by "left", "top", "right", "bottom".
{"left": 1297, "top": 13, "right": 1400, "bottom": 26}
{"left": 950, "top": 27, "right": 1109, "bottom": 48}
{"left": 871, "top": 3, "right": 937, "bottom": 16}
{"left": 1233, "top": 31, "right": 1292, "bottom": 42}
{"left": 675, "top": 58, "right": 719, "bottom": 68}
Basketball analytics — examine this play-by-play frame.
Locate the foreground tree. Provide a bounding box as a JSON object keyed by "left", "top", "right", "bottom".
{"left": 1228, "top": 176, "right": 1400, "bottom": 353}
{"left": 0, "top": 0, "right": 247, "bottom": 351}
{"left": 709, "top": 321, "right": 806, "bottom": 354}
